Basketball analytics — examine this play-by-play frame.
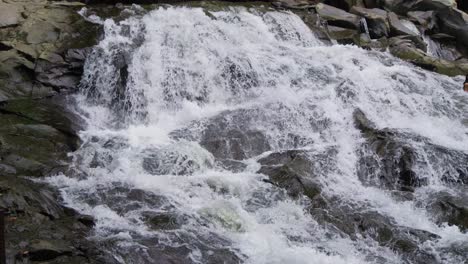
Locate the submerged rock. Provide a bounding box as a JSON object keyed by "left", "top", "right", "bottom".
{"left": 257, "top": 150, "right": 322, "bottom": 200}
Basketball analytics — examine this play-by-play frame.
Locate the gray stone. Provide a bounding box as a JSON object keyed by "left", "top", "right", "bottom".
{"left": 315, "top": 3, "right": 361, "bottom": 29}
{"left": 388, "top": 12, "right": 419, "bottom": 36}
{"left": 0, "top": 3, "right": 22, "bottom": 28}
{"left": 407, "top": 11, "right": 435, "bottom": 29}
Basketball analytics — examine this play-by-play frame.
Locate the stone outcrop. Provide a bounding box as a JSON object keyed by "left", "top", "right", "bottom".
{"left": 0, "top": 0, "right": 102, "bottom": 262}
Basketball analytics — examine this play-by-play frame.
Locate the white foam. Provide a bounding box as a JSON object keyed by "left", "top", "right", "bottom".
{"left": 49, "top": 6, "right": 468, "bottom": 263}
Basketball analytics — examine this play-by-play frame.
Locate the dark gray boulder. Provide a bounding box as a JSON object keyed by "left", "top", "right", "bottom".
{"left": 436, "top": 7, "right": 468, "bottom": 48}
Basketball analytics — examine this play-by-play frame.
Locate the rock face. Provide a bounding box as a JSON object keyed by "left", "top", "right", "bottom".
{"left": 0, "top": 0, "right": 103, "bottom": 263}
{"left": 0, "top": 1, "right": 97, "bottom": 102}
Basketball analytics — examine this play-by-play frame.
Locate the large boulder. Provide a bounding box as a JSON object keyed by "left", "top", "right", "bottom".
{"left": 315, "top": 3, "right": 361, "bottom": 29}
{"left": 351, "top": 6, "right": 390, "bottom": 38}
{"left": 436, "top": 7, "right": 468, "bottom": 48}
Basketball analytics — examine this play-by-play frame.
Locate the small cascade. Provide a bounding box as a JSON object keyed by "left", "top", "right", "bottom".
{"left": 359, "top": 17, "right": 370, "bottom": 39}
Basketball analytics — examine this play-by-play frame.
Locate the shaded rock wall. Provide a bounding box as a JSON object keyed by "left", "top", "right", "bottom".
{"left": 0, "top": 0, "right": 105, "bottom": 262}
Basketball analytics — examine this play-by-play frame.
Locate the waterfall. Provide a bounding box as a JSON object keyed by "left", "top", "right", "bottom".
{"left": 47, "top": 6, "right": 468, "bottom": 264}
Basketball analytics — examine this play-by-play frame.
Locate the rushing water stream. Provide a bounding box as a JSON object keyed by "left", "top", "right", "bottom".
{"left": 46, "top": 5, "right": 468, "bottom": 264}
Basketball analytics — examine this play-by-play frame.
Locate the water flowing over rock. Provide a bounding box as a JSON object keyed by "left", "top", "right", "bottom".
{"left": 36, "top": 4, "right": 468, "bottom": 264}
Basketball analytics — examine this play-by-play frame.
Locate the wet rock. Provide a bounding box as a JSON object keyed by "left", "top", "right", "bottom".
{"left": 142, "top": 143, "right": 213, "bottom": 175}
{"left": 142, "top": 211, "right": 184, "bottom": 230}
{"left": 354, "top": 109, "right": 468, "bottom": 191}
{"left": 388, "top": 36, "right": 468, "bottom": 76}
{"left": 315, "top": 3, "right": 361, "bottom": 29}
{"left": 309, "top": 200, "right": 440, "bottom": 263}
{"left": 77, "top": 215, "right": 96, "bottom": 227}
{"left": 426, "top": 191, "right": 468, "bottom": 232}
{"left": 257, "top": 150, "right": 322, "bottom": 199}
{"left": 354, "top": 109, "right": 426, "bottom": 191}
{"left": 351, "top": 7, "right": 389, "bottom": 38}
{"left": 197, "top": 110, "right": 271, "bottom": 161}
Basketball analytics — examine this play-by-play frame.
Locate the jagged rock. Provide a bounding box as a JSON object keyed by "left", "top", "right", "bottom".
{"left": 315, "top": 3, "right": 361, "bottom": 29}
{"left": 351, "top": 6, "right": 389, "bottom": 38}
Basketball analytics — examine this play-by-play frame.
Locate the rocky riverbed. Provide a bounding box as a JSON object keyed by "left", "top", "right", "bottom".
{"left": 0, "top": 0, "right": 467, "bottom": 263}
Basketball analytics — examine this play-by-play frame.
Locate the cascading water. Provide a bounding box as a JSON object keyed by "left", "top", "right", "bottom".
{"left": 47, "top": 5, "right": 468, "bottom": 264}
